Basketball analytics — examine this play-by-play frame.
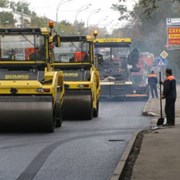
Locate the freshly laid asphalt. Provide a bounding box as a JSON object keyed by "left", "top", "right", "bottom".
{"left": 111, "top": 85, "right": 180, "bottom": 180}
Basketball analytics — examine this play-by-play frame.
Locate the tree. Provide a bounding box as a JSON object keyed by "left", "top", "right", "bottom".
{"left": 57, "top": 21, "right": 76, "bottom": 35}
{"left": 0, "top": 12, "right": 15, "bottom": 27}
{"left": 74, "top": 21, "right": 87, "bottom": 35}
{"left": 31, "top": 15, "right": 50, "bottom": 28}
{"left": 0, "top": 0, "right": 9, "bottom": 7}
{"left": 16, "top": 1, "right": 31, "bottom": 15}
{"left": 9, "top": 1, "right": 16, "bottom": 11}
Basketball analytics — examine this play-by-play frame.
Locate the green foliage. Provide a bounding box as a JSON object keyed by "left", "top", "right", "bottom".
{"left": 16, "top": 1, "right": 31, "bottom": 15}
{"left": 9, "top": 1, "right": 16, "bottom": 10}
{"left": 30, "top": 15, "right": 50, "bottom": 28}
{"left": 139, "top": 0, "right": 160, "bottom": 17}
{"left": 0, "top": 0, "right": 9, "bottom": 7}
{"left": 0, "top": 12, "right": 16, "bottom": 27}
{"left": 111, "top": 2, "right": 129, "bottom": 21}
{"left": 56, "top": 21, "right": 75, "bottom": 35}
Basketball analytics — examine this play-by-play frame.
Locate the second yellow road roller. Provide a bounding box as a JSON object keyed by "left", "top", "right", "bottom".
{"left": 52, "top": 35, "right": 100, "bottom": 119}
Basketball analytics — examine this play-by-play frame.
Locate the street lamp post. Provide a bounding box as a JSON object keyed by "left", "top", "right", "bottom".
{"left": 56, "top": 0, "right": 72, "bottom": 29}
{"left": 87, "top": 8, "right": 101, "bottom": 34}
{"left": 74, "top": 3, "right": 92, "bottom": 23}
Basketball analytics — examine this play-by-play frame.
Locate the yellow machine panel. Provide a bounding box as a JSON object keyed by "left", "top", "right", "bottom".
{"left": 94, "top": 38, "right": 132, "bottom": 43}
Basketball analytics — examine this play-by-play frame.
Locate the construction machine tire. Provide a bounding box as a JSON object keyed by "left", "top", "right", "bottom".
{"left": 62, "top": 90, "right": 93, "bottom": 120}
{"left": 86, "top": 102, "right": 93, "bottom": 120}
{"left": 47, "top": 118, "right": 55, "bottom": 133}
{"left": 93, "top": 100, "right": 99, "bottom": 118}
{"left": 55, "top": 108, "right": 63, "bottom": 128}
{"left": 54, "top": 86, "right": 63, "bottom": 128}
{"left": 0, "top": 96, "right": 55, "bottom": 132}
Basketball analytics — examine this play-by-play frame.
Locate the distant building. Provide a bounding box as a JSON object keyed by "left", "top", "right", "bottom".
{"left": 0, "top": 7, "right": 31, "bottom": 27}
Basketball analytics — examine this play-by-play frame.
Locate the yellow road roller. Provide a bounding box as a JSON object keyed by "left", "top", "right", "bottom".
{"left": 52, "top": 35, "right": 100, "bottom": 119}
{"left": 0, "top": 26, "right": 64, "bottom": 132}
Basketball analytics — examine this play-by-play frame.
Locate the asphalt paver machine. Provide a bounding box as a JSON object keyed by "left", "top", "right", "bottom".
{"left": 94, "top": 38, "right": 149, "bottom": 100}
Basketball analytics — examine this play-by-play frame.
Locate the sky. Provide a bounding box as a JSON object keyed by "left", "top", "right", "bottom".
{"left": 12, "top": 0, "right": 136, "bottom": 32}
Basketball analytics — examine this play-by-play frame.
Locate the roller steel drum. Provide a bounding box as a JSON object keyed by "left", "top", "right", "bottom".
{"left": 62, "top": 90, "right": 92, "bottom": 120}
{"left": 0, "top": 96, "right": 54, "bottom": 132}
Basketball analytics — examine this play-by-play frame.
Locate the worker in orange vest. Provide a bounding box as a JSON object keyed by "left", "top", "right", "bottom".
{"left": 148, "top": 70, "right": 158, "bottom": 98}
{"left": 161, "top": 68, "right": 176, "bottom": 126}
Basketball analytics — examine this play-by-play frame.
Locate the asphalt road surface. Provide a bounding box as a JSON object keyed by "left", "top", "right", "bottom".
{"left": 0, "top": 101, "right": 151, "bottom": 180}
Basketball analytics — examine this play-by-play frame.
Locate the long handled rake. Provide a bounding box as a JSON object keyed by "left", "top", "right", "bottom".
{"left": 157, "top": 71, "right": 164, "bottom": 126}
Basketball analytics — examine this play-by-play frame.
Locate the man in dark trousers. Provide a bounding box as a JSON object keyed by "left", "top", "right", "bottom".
{"left": 148, "top": 70, "right": 158, "bottom": 98}
{"left": 162, "top": 68, "right": 176, "bottom": 126}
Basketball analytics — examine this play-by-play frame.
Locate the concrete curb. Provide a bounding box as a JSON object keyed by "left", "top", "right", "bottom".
{"left": 110, "top": 130, "right": 141, "bottom": 180}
